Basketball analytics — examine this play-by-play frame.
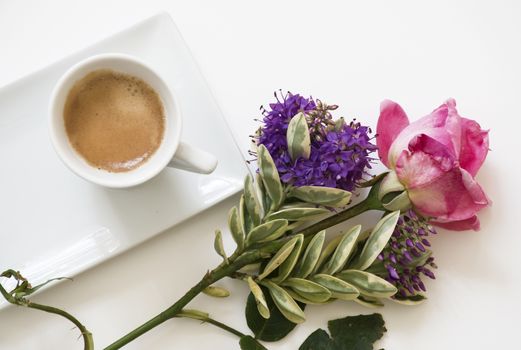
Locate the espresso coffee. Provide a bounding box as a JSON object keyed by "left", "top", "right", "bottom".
{"left": 63, "top": 69, "right": 165, "bottom": 172}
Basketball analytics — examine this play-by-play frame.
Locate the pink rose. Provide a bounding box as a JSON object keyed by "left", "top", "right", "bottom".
{"left": 376, "top": 99, "right": 490, "bottom": 231}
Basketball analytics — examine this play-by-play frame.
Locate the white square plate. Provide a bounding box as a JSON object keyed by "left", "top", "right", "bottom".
{"left": 0, "top": 12, "right": 248, "bottom": 306}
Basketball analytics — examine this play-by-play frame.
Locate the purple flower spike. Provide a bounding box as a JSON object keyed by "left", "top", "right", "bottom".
{"left": 369, "top": 210, "right": 438, "bottom": 298}
{"left": 419, "top": 281, "right": 427, "bottom": 292}
{"left": 421, "top": 238, "right": 431, "bottom": 247}
{"left": 407, "top": 284, "right": 415, "bottom": 294}
{"left": 387, "top": 265, "right": 400, "bottom": 280}
{"left": 415, "top": 242, "right": 426, "bottom": 252}
{"left": 422, "top": 268, "right": 436, "bottom": 279}
{"left": 257, "top": 91, "right": 376, "bottom": 191}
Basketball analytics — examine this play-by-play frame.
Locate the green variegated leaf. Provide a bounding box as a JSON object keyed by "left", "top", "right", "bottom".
{"left": 286, "top": 289, "right": 325, "bottom": 305}
{"left": 203, "top": 285, "right": 230, "bottom": 298}
{"left": 265, "top": 208, "right": 330, "bottom": 222}
{"left": 312, "top": 274, "right": 359, "bottom": 300}
{"left": 247, "top": 277, "right": 270, "bottom": 319}
{"left": 279, "top": 202, "right": 319, "bottom": 211}
{"left": 273, "top": 234, "right": 304, "bottom": 283}
{"left": 244, "top": 175, "right": 262, "bottom": 226}
{"left": 257, "top": 145, "right": 283, "bottom": 211}
{"left": 213, "top": 230, "right": 228, "bottom": 264}
{"left": 255, "top": 173, "right": 268, "bottom": 218}
{"left": 349, "top": 211, "right": 400, "bottom": 270}
{"left": 228, "top": 206, "right": 244, "bottom": 251}
{"left": 312, "top": 235, "right": 342, "bottom": 275}
{"left": 246, "top": 219, "right": 289, "bottom": 245}
{"left": 321, "top": 225, "right": 361, "bottom": 275}
{"left": 240, "top": 195, "right": 253, "bottom": 235}
{"left": 258, "top": 236, "right": 299, "bottom": 280}
{"left": 296, "top": 231, "right": 326, "bottom": 279}
{"left": 262, "top": 280, "right": 306, "bottom": 324}
{"left": 354, "top": 295, "right": 384, "bottom": 308}
{"left": 286, "top": 112, "right": 311, "bottom": 161}
{"left": 337, "top": 270, "right": 397, "bottom": 298}
{"left": 289, "top": 186, "right": 352, "bottom": 207}
{"left": 283, "top": 278, "right": 331, "bottom": 303}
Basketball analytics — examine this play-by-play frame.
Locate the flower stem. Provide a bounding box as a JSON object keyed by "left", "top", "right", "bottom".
{"left": 0, "top": 284, "right": 94, "bottom": 350}
{"left": 297, "top": 185, "right": 383, "bottom": 238}
{"left": 176, "top": 309, "right": 246, "bottom": 338}
{"left": 103, "top": 251, "right": 265, "bottom": 350}
{"left": 104, "top": 178, "right": 385, "bottom": 349}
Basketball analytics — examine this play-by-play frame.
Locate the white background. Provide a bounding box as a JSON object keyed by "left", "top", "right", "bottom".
{"left": 1, "top": 1, "right": 520, "bottom": 349}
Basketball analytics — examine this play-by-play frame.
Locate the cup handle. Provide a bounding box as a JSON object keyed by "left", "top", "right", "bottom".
{"left": 167, "top": 141, "right": 218, "bottom": 174}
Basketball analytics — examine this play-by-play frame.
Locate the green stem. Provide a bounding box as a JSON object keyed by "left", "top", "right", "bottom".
{"left": 176, "top": 309, "right": 246, "bottom": 338}
{"left": 105, "top": 181, "right": 385, "bottom": 349}
{"left": 26, "top": 302, "right": 94, "bottom": 350}
{"left": 0, "top": 284, "right": 94, "bottom": 350}
{"left": 103, "top": 251, "right": 265, "bottom": 350}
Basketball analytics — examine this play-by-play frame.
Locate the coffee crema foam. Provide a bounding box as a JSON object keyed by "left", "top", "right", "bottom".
{"left": 64, "top": 69, "right": 165, "bottom": 172}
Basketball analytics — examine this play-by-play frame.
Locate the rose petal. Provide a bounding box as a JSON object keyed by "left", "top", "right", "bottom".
{"left": 408, "top": 168, "right": 490, "bottom": 222}
{"left": 408, "top": 134, "right": 455, "bottom": 172}
{"left": 459, "top": 117, "right": 489, "bottom": 176}
{"left": 432, "top": 215, "right": 480, "bottom": 231}
{"left": 388, "top": 99, "right": 462, "bottom": 167}
{"left": 376, "top": 100, "right": 409, "bottom": 167}
{"left": 395, "top": 150, "right": 452, "bottom": 190}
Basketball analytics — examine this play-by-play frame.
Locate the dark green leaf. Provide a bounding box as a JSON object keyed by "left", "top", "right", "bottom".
{"left": 299, "top": 313, "right": 386, "bottom": 350}
{"left": 299, "top": 329, "right": 332, "bottom": 350}
{"left": 246, "top": 288, "right": 305, "bottom": 342}
{"left": 240, "top": 336, "right": 268, "bottom": 350}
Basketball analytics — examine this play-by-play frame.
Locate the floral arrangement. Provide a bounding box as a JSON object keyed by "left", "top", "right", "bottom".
{"left": 0, "top": 92, "right": 490, "bottom": 349}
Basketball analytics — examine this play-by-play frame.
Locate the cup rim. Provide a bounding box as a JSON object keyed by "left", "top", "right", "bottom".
{"left": 48, "top": 53, "right": 182, "bottom": 188}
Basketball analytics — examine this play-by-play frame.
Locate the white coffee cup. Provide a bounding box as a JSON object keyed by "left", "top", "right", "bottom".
{"left": 49, "top": 53, "right": 218, "bottom": 188}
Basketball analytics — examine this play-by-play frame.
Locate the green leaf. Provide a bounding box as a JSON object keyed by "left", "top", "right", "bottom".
{"left": 229, "top": 206, "right": 245, "bottom": 250}
{"left": 312, "top": 274, "right": 359, "bottom": 301}
{"left": 262, "top": 280, "right": 306, "bottom": 324}
{"left": 349, "top": 211, "right": 400, "bottom": 271}
{"left": 299, "top": 314, "right": 387, "bottom": 350}
{"left": 247, "top": 277, "right": 270, "bottom": 319}
{"left": 240, "top": 336, "right": 268, "bottom": 350}
{"left": 285, "top": 289, "right": 328, "bottom": 305}
{"left": 392, "top": 294, "right": 427, "bottom": 305}
{"left": 287, "top": 112, "right": 311, "bottom": 161}
{"left": 296, "top": 230, "right": 326, "bottom": 279}
{"left": 289, "top": 186, "right": 352, "bottom": 207}
{"left": 244, "top": 175, "right": 262, "bottom": 226}
{"left": 213, "top": 230, "right": 228, "bottom": 264}
{"left": 299, "top": 329, "right": 333, "bottom": 350}
{"left": 256, "top": 173, "right": 270, "bottom": 215}
{"left": 258, "top": 236, "right": 300, "bottom": 280}
{"left": 313, "top": 235, "right": 343, "bottom": 275}
{"left": 245, "top": 288, "right": 304, "bottom": 342}
{"left": 354, "top": 295, "right": 384, "bottom": 308}
{"left": 240, "top": 195, "right": 254, "bottom": 236}
{"left": 283, "top": 278, "right": 331, "bottom": 303}
{"left": 265, "top": 207, "right": 329, "bottom": 222}
{"left": 337, "top": 270, "right": 397, "bottom": 298}
{"left": 321, "top": 225, "right": 361, "bottom": 275}
{"left": 246, "top": 219, "right": 288, "bottom": 245}
{"left": 273, "top": 234, "right": 304, "bottom": 283}
{"left": 257, "top": 145, "right": 283, "bottom": 211}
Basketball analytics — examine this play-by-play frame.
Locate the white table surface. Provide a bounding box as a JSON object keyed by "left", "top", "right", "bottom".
{"left": 1, "top": 1, "right": 520, "bottom": 349}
